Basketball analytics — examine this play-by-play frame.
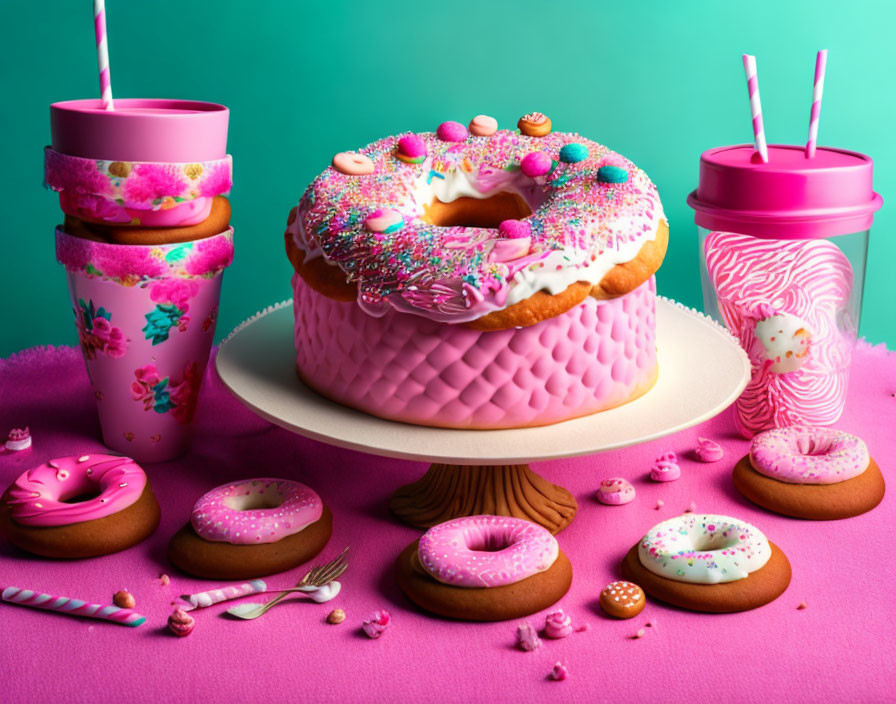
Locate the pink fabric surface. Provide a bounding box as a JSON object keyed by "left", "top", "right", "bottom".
{"left": 0, "top": 342, "right": 894, "bottom": 704}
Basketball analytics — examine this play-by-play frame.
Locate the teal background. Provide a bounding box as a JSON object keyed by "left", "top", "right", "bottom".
{"left": 1, "top": 0, "right": 893, "bottom": 357}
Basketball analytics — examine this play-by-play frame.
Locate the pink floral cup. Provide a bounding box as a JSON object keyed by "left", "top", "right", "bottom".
{"left": 56, "top": 229, "right": 234, "bottom": 462}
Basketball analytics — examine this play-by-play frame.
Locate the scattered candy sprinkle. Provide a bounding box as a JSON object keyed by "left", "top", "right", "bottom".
{"left": 516, "top": 623, "right": 542, "bottom": 651}
{"left": 684, "top": 502, "right": 697, "bottom": 513}
{"left": 655, "top": 500, "right": 664, "bottom": 510}
{"left": 797, "top": 602, "right": 808, "bottom": 610}
{"left": 544, "top": 609, "right": 573, "bottom": 639}
{"left": 550, "top": 661, "right": 568, "bottom": 681}
{"left": 158, "top": 574, "right": 170, "bottom": 587}
{"left": 112, "top": 590, "right": 135, "bottom": 609}
{"left": 633, "top": 628, "right": 646, "bottom": 639}
{"left": 362, "top": 610, "right": 391, "bottom": 639}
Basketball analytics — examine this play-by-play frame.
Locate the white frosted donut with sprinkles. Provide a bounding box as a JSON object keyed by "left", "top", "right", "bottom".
{"left": 638, "top": 514, "right": 771, "bottom": 584}
{"left": 749, "top": 426, "right": 869, "bottom": 484}
{"left": 191, "top": 478, "right": 322, "bottom": 544}
{"left": 417, "top": 515, "right": 558, "bottom": 588}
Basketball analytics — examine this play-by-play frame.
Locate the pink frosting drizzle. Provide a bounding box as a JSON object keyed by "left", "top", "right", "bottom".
{"left": 6, "top": 455, "right": 146, "bottom": 527}
{"left": 749, "top": 426, "right": 869, "bottom": 484}
{"left": 190, "top": 478, "right": 323, "bottom": 544}
{"left": 417, "top": 515, "right": 558, "bottom": 588}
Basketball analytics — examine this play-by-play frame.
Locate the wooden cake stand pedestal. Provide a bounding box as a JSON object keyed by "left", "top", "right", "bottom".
{"left": 216, "top": 299, "right": 749, "bottom": 534}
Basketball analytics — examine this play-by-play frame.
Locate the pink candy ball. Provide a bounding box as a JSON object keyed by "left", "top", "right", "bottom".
{"left": 436, "top": 121, "right": 469, "bottom": 143}
{"left": 498, "top": 219, "right": 532, "bottom": 239}
{"left": 397, "top": 134, "right": 427, "bottom": 159}
{"left": 520, "top": 151, "right": 552, "bottom": 178}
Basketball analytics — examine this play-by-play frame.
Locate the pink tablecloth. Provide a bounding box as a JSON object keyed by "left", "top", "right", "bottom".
{"left": 1, "top": 342, "right": 894, "bottom": 704}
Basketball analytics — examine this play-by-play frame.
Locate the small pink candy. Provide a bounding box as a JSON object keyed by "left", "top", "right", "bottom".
{"left": 468, "top": 114, "right": 498, "bottom": 137}
{"left": 685, "top": 501, "right": 697, "bottom": 513}
{"left": 4, "top": 427, "right": 32, "bottom": 452}
{"left": 397, "top": 134, "right": 427, "bottom": 159}
{"left": 158, "top": 574, "right": 170, "bottom": 587}
{"left": 516, "top": 623, "right": 542, "bottom": 651}
{"left": 436, "top": 121, "right": 468, "bottom": 142}
{"left": 362, "top": 610, "right": 390, "bottom": 639}
{"left": 596, "top": 477, "right": 636, "bottom": 505}
{"left": 650, "top": 452, "right": 681, "bottom": 482}
{"left": 550, "top": 662, "right": 568, "bottom": 681}
{"left": 544, "top": 609, "right": 573, "bottom": 639}
{"left": 167, "top": 608, "right": 195, "bottom": 638}
{"left": 364, "top": 208, "right": 403, "bottom": 233}
{"left": 498, "top": 219, "right": 531, "bottom": 239}
{"left": 520, "top": 151, "right": 552, "bottom": 178}
{"left": 695, "top": 437, "right": 724, "bottom": 462}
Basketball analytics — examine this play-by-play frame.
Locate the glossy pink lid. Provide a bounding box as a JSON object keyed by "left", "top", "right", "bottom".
{"left": 50, "top": 98, "right": 229, "bottom": 162}
{"left": 687, "top": 144, "right": 882, "bottom": 239}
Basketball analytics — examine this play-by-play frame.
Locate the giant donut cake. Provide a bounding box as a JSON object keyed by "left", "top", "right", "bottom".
{"left": 285, "top": 113, "right": 668, "bottom": 429}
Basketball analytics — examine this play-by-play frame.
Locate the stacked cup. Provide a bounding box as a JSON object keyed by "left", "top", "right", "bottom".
{"left": 46, "top": 99, "right": 233, "bottom": 462}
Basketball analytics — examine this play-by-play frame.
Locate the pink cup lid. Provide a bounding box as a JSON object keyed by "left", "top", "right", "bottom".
{"left": 687, "top": 144, "right": 882, "bottom": 239}
{"left": 50, "top": 98, "right": 229, "bottom": 162}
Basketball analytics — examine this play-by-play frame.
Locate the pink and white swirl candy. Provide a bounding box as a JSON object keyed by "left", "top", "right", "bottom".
{"left": 2, "top": 586, "right": 146, "bottom": 627}
{"left": 417, "top": 515, "right": 558, "bottom": 588}
{"left": 749, "top": 426, "right": 869, "bottom": 484}
{"left": 704, "top": 231, "right": 854, "bottom": 438}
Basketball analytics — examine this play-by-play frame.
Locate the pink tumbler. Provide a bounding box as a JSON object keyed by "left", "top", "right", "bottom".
{"left": 47, "top": 99, "right": 233, "bottom": 462}
{"left": 688, "top": 144, "right": 882, "bottom": 438}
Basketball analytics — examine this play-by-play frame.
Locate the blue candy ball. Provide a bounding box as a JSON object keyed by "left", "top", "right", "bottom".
{"left": 558, "top": 143, "right": 589, "bottom": 164}
{"left": 597, "top": 165, "right": 629, "bottom": 184}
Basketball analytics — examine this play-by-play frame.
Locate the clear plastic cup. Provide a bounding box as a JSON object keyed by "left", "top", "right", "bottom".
{"left": 688, "top": 145, "right": 881, "bottom": 438}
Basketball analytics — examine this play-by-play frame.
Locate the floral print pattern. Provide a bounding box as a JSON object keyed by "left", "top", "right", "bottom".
{"left": 74, "top": 298, "right": 127, "bottom": 359}
{"left": 44, "top": 148, "right": 232, "bottom": 216}
{"left": 130, "top": 362, "right": 201, "bottom": 425}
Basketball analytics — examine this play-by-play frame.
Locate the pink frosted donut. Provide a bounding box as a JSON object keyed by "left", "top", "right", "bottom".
{"left": 190, "top": 478, "right": 323, "bottom": 544}
{"left": 417, "top": 515, "right": 559, "bottom": 588}
{"left": 749, "top": 426, "right": 870, "bottom": 485}
{"left": 5, "top": 454, "right": 147, "bottom": 527}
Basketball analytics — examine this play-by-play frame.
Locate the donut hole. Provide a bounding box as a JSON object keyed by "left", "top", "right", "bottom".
{"left": 692, "top": 532, "right": 740, "bottom": 552}
{"left": 59, "top": 488, "right": 103, "bottom": 504}
{"left": 224, "top": 484, "right": 285, "bottom": 511}
{"left": 795, "top": 434, "right": 835, "bottom": 457}
{"left": 421, "top": 192, "right": 532, "bottom": 229}
{"left": 464, "top": 530, "right": 513, "bottom": 553}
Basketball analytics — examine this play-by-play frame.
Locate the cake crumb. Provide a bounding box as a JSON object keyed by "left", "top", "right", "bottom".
{"left": 158, "top": 574, "right": 170, "bottom": 587}
{"left": 550, "top": 661, "right": 568, "bottom": 681}
{"left": 113, "top": 590, "right": 135, "bottom": 609}
{"left": 655, "top": 500, "right": 664, "bottom": 510}
{"left": 797, "top": 601, "right": 808, "bottom": 610}
{"left": 632, "top": 628, "right": 646, "bottom": 639}
{"left": 327, "top": 608, "right": 346, "bottom": 624}
{"left": 684, "top": 501, "right": 696, "bottom": 513}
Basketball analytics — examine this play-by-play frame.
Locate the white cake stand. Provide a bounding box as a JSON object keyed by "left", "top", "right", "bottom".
{"left": 216, "top": 298, "right": 749, "bottom": 533}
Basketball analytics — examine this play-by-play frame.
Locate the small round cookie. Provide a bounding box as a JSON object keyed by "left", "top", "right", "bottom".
{"left": 396, "top": 515, "right": 572, "bottom": 621}
{"left": 64, "top": 195, "right": 231, "bottom": 245}
{"left": 0, "top": 455, "right": 160, "bottom": 558}
{"left": 733, "top": 426, "right": 884, "bottom": 520}
{"left": 168, "top": 478, "right": 332, "bottom": 579}
{"left": 599, "top": 580, "right": 646, "bottom": 619}
{"left": 621, "top": 514, "right": 791, "bottom": 613}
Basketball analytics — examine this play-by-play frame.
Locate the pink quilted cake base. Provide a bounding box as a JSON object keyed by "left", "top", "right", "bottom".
{"left": 292, "top": 275, "right": 658, "bottom": 429}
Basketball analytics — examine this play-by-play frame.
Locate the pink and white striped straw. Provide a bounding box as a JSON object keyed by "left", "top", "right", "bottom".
{"left": 2, "top": 586, "right": 146, "bottom": 627}
{"left": 181, "top": 579, "right": 267, "bottom": 611}
{"left": 94, "top": 0, "right": 114, "bottom": 110}
{"left": 742, "top": 54, "right": 768, "bottom": 163}
{"left": 805, "top": 50, "right": 828, "bottom": 158}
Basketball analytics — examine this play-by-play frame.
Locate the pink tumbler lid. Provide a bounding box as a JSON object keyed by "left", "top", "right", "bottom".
{"left": 50, "top": 98, "right": 229, "bottom": 162}
{"left": 687, "top": 144, "right": 882, "bottom": 239}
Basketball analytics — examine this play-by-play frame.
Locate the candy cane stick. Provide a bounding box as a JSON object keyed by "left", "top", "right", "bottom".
{"left": 180, "top": 579, "right": 267, "bottom": 611}
{"left": 94, "top": 0, "right": 114, "bottom": 111}
{"left": 742, "top": 54, "right": 768, "bottom": 163}
{"left": 805, "top": 49, "right": 828, "bottom": 158}
{"left": 2, "top": 586, "right": 145, "bottom": 627}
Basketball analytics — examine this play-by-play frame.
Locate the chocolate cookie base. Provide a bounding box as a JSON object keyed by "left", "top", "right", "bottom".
{"left": 167, "top": 504, "right": 333, "bottom": 579}
{"left": 396, "top": 539, "right": 572, "bottom": 621}
{"left": 732, "top": 455, "right": 885, "bottom": 520}
{"left": 0, "top": 483, "right": 161, "bottom": 559}
{"left": 621, "top": 541, "right": 791, "bottom": 613}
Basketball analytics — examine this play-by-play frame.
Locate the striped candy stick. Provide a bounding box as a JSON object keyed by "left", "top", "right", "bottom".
{"left": 742, "top": 54, "right": 768, "bottom": 163}
{"left": 94, "top": 0, "right": 114, "bottom": 111}
{"left": 2, "top": 586, "right": 146, "bottom": 627}
{"left": 805, "top": 50, "right": 828, "bottom": 158}
{"left": 181, "top": 579, "right": 267, "bottom": 610}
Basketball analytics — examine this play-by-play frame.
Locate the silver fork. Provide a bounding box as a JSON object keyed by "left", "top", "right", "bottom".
{"left": 226, "top": 547, "right": 350, "bottom": 620}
